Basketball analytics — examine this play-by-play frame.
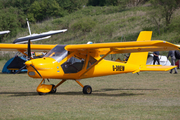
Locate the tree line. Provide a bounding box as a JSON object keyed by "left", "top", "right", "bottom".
{"left": 0, "top": 0, "right": 179, "bottom": 42}
{"left": 0, "top": 0, "right": 87, "bottom": 39}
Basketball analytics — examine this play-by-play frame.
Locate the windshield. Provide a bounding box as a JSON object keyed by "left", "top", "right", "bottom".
{"left": 44, "top": 45, "right": 68, "bottom": 62}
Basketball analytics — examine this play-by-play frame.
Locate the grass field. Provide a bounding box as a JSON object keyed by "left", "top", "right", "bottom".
{"left": 0, "top": 60, "right": 180, "bottom": 120}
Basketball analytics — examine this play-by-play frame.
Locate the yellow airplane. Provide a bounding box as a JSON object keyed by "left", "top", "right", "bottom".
{"left": 0, "top": 31, "right": 179, "bottom": 95}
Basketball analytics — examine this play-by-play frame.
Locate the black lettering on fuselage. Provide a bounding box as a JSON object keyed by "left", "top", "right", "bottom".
{"left": 113, "top": 65, "right": 125, "bottom": 71}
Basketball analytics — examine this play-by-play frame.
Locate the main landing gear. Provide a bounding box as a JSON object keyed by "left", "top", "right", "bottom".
{"left": 75, "top": 80, "right": 92, "bottom": 94}
{"left": 36, "top": 79, "right": 92, "bottom": 95}
{"left": 83, "top": 85, "right": 92, "bottom": 94}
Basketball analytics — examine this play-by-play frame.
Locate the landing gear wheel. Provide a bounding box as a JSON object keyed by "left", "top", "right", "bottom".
{"left": 38, "top": 92, "right": 47, "bottom": 95}
{"left": 50, "top": 84, "right": 57, "bottom": 93}
{"left": 83, "top": 85, "right": 92, "bottom": 94}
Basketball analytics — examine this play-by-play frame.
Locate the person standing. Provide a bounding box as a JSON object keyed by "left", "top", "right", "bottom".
{"left": 167, "top": 50, "right": 178, "bottom": 74}
{"left": 153, "top": 51, "right": 160, "bottom": 65}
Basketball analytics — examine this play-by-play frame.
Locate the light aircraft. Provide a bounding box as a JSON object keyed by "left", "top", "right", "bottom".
{"left": 0, "top": 31, "right": 179, "bottom": 95}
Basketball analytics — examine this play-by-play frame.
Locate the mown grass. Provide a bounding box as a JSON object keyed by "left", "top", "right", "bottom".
{"left": 0, "top": 60, "right": 180, "bottom": 120}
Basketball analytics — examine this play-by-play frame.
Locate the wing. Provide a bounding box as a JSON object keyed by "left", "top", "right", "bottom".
{"left": 65, "top": 40, "right": 180, "bottom": 55}
{"left": 13, "top": 29, "right": 67, "bottom": 44}
{"left": 0, "top": 44, "right": 56, "bottom": 52}
{"left": 0, "top": 30, "right": 10, "bottom": 35}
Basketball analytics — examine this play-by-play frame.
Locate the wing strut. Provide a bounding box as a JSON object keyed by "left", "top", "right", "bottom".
{"left": 79, "top": 48, "right": 114, "bottom": 79}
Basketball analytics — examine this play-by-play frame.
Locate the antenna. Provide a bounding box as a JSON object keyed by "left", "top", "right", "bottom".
{"left": 26, "top": 18, "right": 31, "bottom": 35}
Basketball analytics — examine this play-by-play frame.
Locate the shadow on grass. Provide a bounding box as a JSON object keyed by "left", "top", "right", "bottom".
{"left": 0, "top": 91, "right": 144, "bottom": 97}
{"left": 96, "top": 88, "right": 159, "bottom": 92}
{"left": 0, "top": 92, "right": 38, "bottom": 96}
{"left": 0, "top": 88, "right": 159, "bottom": 97}
{"left": 55, "top": 91, "right": 145, "bottom": 97}
{"left": 55, "top": 88, "right": 159, "bottom": 97}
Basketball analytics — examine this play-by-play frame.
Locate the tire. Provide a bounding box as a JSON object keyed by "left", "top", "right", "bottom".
{"left": 50, "top": 84, "right": 57, "bottom": 93}
{"left": 38, "top": 92, "right": 47, "bottom": 95}
{"left": 83, "top": 85, "right": 92, "bottom": 94}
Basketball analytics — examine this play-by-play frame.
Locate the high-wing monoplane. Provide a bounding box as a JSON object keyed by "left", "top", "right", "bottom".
{"left": 0, "top": 31, "right": 179, "bottom": 95}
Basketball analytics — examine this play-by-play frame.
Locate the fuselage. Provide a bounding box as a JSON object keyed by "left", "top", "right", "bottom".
{"left": 25, "top": 45, "right": 139, "bottom": 80}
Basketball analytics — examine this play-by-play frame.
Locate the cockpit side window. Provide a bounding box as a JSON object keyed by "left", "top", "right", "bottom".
{"left": 61, "top": 56, "right": 84, "bottom": 73}
{"left": 87, "top": 56, "right": 97, "bottom": 69}
{"left": 44, "top": 45, "right": 68, "bottom": 62}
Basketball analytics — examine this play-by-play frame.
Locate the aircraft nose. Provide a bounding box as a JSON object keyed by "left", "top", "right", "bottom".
{"left": 25, "top": 60, "right": 32, "bottom": 66}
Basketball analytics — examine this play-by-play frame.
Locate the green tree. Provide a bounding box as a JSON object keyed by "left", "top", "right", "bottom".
{"left": 2, "top": 0, "right": 35, "bottom": 14}
{"left": 0, "top": 2, "right": 3, "bottom": 9}
{"left": 28, "top": 1, "right": 44, "bottom": 21}
{"left": 28, "top": 0, "right": 64, "bottom": 22}
{"left": 150, "top": 0, "right": 180, "bottom": 26}
{"left": 0, "top": 7, "right": 26, "bottom": 42}
{"left": 87, "top": 0, "right": 128, "bottom": 6}
{"left": 56, "top": 0, "right": 86, "bottom": 13}
{"left": 146, "top": 9, "right": 163, "bottom": 35}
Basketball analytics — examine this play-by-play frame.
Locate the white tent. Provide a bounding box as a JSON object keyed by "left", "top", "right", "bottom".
{"left": 146, "top": 54, "right": 171, "bottom": 66}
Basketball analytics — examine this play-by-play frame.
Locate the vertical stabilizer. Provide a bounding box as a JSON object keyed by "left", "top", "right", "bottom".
{"left": 127, "top": 31, "right": 152, "bottom": 66}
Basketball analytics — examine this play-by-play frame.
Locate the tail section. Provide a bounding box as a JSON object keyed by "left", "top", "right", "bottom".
{"left": 127, "top": 31, "right": 152, "bottom": 66}
{"left": 127, "top": 31, "right": 177, "bottom": 72}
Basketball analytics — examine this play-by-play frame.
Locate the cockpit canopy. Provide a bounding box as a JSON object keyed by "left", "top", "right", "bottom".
{"left": 44, "top": 45, "right": 68, "bottom": 62}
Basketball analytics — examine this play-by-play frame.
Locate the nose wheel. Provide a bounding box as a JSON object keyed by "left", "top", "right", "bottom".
{"left": 50, "top": 84, "right": 57, "bottom": 93}
{"left": 37, "top": 79, "right": 60, "bottom": 95}
{"left": 37, "top": 84, "right": 57, "bottom": 95}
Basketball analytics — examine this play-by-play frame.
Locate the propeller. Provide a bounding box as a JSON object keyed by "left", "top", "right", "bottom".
{"left": 14, "top": 65, "right": 26, "bottom": 74}
{"left": 14, "top": 39, "right": 42, "bottom": 78}
{"left": 13, "top": 29, "right": 67, "bottom": 75}
{"left": 14, "top": 39, "right": 31, "bottom": 73}
{"left": 27, "top": 39, "right": 31, "bottom": 60}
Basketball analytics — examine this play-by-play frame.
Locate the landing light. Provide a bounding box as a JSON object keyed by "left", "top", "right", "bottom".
{"left": 29, "top": 71, "right": 35, "bottom": 76}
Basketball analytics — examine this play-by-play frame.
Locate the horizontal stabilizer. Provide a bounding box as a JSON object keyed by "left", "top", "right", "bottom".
{"left": 13, "top": 29, "right": 67, "bottom": 44}
{"left": 140, "top": 65, "right": 176, "bottom": 72}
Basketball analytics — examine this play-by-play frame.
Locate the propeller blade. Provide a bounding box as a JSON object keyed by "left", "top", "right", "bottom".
{"left": 28, "top": 39, "right": 31, "bottom": 60}
{"left": 30, "top": 64, "right": 42, "bottom": 78}
{"left": 14, "top": 65, "right": 26, "bottom": 74}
